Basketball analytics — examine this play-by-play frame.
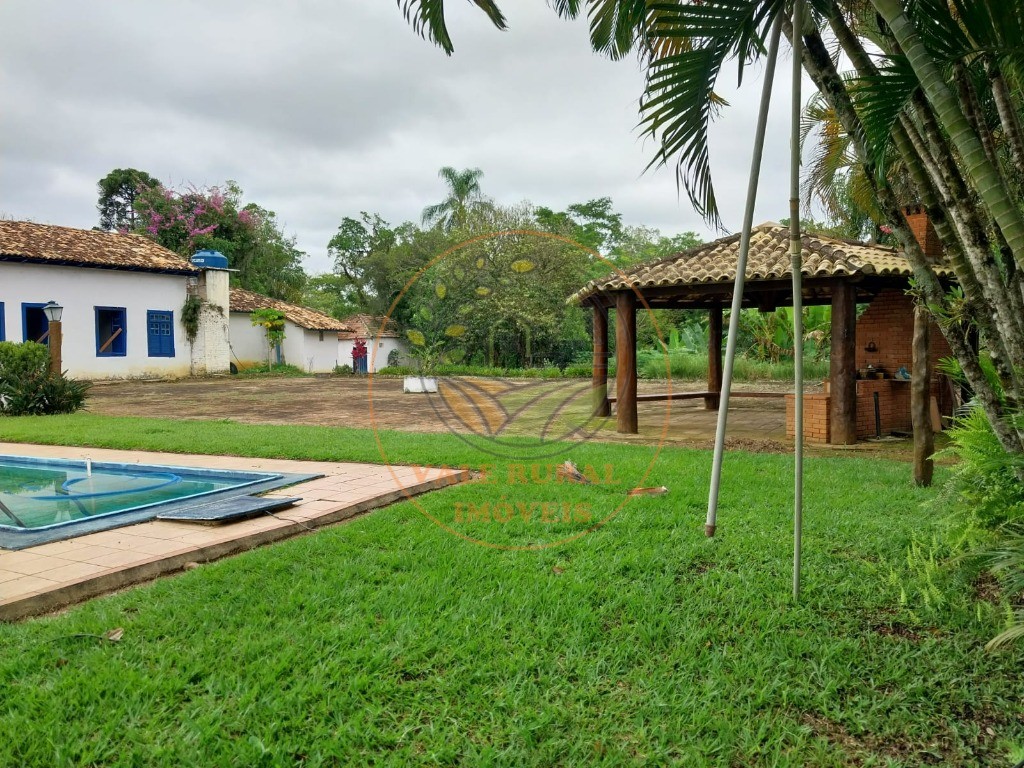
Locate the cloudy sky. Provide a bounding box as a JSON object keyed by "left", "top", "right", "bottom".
{"left": 0, "top": 1, "right": 808, "bottom": 274}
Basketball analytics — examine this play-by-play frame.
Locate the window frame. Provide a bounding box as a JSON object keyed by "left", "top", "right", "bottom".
{"left": 21, "top": 302, "right": 48, "bottom": 345}
{"left": 95, "top": 306, "right": 128, "bottom": 358}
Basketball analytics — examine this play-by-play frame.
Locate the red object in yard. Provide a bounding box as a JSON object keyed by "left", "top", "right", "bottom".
{"left": 352, "top": 338, "right": 368, "bottom": 373}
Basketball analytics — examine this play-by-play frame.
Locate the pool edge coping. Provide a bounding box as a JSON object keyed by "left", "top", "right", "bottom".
{"left": 0, "top": 471, "right": 469, "bottom": 622}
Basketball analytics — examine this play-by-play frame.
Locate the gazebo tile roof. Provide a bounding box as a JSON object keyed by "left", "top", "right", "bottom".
{"left": 571, "top": 223, "right": 950, "bottom": 303}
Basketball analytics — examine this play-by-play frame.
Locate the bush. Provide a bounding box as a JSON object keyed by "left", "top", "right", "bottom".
{"left": 235, "top": 363, "right": 308, "bottom": 377}
{"left": 334, "top": 364, "right": 353, "bottom": 375}
{"left": 375, "top": 365, "right": 418, "bottom": 376}
{"left": 0, "top": 341, "right": 48, "bottom": 379}
{"left": 935, "top": 407, "right": 1024, "bottom": 528}
{"left": 636, "top": 348, "right": 830, "bottom": 382}
{"left": 0, "top": 341, "right": 90, "bottom": 416}
{"left": 561, "top": 364, "right": 592, "bottom": 378}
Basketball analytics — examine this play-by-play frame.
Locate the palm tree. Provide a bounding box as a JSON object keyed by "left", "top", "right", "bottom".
{"left": 421, "top": 166, "right": 492, "bottom": 230}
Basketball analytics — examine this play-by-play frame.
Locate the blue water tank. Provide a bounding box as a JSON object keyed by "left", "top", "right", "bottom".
{"left": 190, "top": 250, "right": 229, "bottom": 269}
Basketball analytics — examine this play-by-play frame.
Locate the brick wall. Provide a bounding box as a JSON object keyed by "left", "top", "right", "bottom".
{"left": 789, "top": 289, "right": 953, "bottom": 442}
{"left": 855, "top": 380, "right": 911, "bottom": 437}
{"left": 785, "top": 393, "right": 831, "bottom": 443}
{"left": 854, "top": 289, "right": 952, "bottom": 376}
{"left": 903, "top": 206, "right": 943, "bottom": 261}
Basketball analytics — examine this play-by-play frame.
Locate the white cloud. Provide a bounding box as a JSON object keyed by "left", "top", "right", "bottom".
{"left": 0, "top": 0, "right": 814, "bottom": 274}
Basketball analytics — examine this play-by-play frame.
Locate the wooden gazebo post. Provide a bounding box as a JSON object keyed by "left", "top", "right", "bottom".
{"left": 830, "top": 280, "right": 857, "bottom": 444}
{"left": 705, "top": 303, "right": 723, "bottom": 410}
{"left": 615, "top": 292, "right": 638, "bottom": 433}
{"left": 591, "top": 303, "right": 610, "bottom": 417}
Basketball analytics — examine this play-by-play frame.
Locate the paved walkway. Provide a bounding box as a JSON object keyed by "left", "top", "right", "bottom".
{"left": 0, "top": 444, "right": 467, "bottom": 621}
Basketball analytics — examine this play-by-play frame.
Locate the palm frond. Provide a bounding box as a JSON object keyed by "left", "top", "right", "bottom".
{"left": 421, "top": 201, "right": 453, "bottom": 227}
{"left": 397, "top": 0, "right": 507, "bottom": 55}
{"left": 850, "top": 55, "right": 919, "bottom": 179}
{"left": 636, "top": 0, "right": 785, "bottom": 226}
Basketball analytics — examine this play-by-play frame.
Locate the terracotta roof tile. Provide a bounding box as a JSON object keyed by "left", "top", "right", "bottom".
{"left": 571, "top": 223, "right": 952, "bottom": 303}
{"left": 0, "top": 220, "right": 197, "bottom": 273}
{"left": 337, "top": 313, "right": 401, "bottom": 340}
{"left": 229, "top": 288, "right": 351, "bottom": 332}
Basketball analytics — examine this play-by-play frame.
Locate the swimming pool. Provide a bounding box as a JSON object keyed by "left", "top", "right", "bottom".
{"left": 0, "top": 455, "right": 318, "bottom": 550}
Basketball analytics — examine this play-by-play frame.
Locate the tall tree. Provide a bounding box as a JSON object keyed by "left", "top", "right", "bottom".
{"left": 96, "top": 168, "right": 158, "bottom": 231}
{"left": 134, "top": 180, "right": 306, "bottom": 300}
{"left": 327, "top": 213, "right": 427, "bottom": 316}
{"left": 421, "top": 166, "right": 492, "bottom": 230}
{"left": 536, "top": 197, "right": 625, "bottom": 254}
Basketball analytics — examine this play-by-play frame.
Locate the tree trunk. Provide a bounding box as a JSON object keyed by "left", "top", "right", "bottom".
{"left": 988, "top": 60, "right": 1024, "bottom": 183}
{"left": 912, "top": 305, "right": 934, "bottom": 486}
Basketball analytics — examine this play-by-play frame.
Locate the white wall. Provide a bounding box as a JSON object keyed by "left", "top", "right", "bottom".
{"left": 0, "top": 262, "right": 192, "bottom": 379}
{"left": 230, "top": 315, "right": 338, "bottom": 373}
{"left": 294, "top": 329, "right": 338, "bottom": 373}
{"left": 229, "top": 313, "right": 269, "bottom": 367}
{"left": 339, "top": 336, "right": 410, "bottom": 372}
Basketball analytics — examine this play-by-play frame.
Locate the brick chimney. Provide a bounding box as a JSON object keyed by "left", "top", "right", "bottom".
{"left": 902, "top": 205, "right": 942, "bottom": 261}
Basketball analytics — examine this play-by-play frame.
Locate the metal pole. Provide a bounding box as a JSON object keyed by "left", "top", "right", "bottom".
{"left": 705, "top": 15, "right": 784, "bottom": 537}
{"left": 790, "top": 0, "right": 805, "bottom": 602}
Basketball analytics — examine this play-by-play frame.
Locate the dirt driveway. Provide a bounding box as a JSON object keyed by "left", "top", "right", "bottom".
{"left": 83, "top": 375, "right": 920, "bottom": 458}
{"left": 83, "top": 375, "right": 814, "bottom": 447}
{"left": 87, "top": 375, "right": 452, "bottom": 432}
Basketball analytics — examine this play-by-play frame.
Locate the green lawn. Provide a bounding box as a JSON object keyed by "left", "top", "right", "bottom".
{"left": 1, "top": 415, "right": 1021, "bottom": 766}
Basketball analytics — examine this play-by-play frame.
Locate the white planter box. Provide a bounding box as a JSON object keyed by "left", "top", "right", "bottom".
{"left": 403, "top": 375, "right": 438, "bottom": 394}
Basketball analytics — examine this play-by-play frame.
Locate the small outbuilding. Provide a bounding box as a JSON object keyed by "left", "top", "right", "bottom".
{"left": 338, "top": 313, "right": 409, "bottom": 373}
{"left": 571, "top": 210, "right": 955, "bottom": 444}
{"left": 229, "top": 288, "right": 351, "bottom": 373}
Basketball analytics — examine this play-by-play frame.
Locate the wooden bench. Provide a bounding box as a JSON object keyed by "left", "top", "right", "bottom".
{"left": 607, "top": 391, "right": 786, "bottom": 405}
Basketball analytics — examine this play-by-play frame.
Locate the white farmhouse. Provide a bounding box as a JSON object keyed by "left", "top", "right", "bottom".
{"left": 228, "top": 288, "right": 350, "bottom": 373}
{"left": 0, "top": 221, "right": 230, "bottom": 379}
{"left": 338, "top": 313, "right": 410, "bottom": 373}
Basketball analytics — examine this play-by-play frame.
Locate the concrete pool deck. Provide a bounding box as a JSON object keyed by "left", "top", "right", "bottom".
{"left": 0, "top": 443, "right": 468, "bottom": 621}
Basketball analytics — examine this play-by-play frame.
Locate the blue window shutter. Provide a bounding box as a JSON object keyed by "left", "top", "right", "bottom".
{"left": 0, "top": 302, "right": 5, "bottom": 342}
{"left": 147, "top": 311, "right": 174, "bottom": 357}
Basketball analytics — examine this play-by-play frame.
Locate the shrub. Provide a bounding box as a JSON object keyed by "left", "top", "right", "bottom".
{"left": 637, "top": 348, "right": 830, "bottom": 382}
{"left": 334, "top": 364, "right": 353, "bottom": 375}
{"left": 0, "top": 341, "right": 48, "bottom": 380}
{"left": 561, "top": 364, "right": 592, "bottom": 378}
{"left": 936, "top": 407, "right": 1024, "bottom": 529}
{"left": 927, "top": 406, "right": 1024, "bottom": 649}
{"left": 375, "top": 365, "right": 417, "bottom": 376}
{"left": 235, "top": 363, "right": 308, "bottom": 377}
{"left": 0, "top": 341, "right": 90, "bottom": 416}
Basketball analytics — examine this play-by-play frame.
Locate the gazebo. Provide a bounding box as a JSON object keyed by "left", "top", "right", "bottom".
{"left": 572, "top": 214, "right": 954, "bottom": 444}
